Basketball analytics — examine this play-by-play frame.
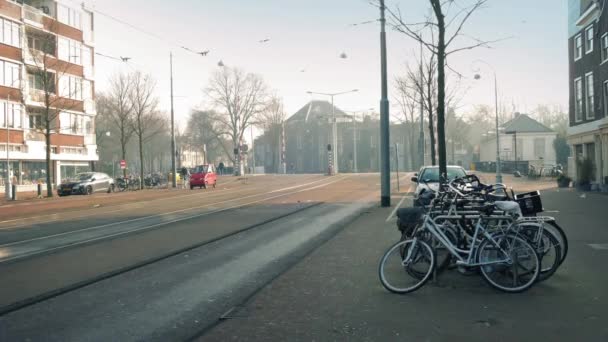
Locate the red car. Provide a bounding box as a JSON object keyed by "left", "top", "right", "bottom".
{"left": 189, "top": 164, "right": 217, "bottom": 190}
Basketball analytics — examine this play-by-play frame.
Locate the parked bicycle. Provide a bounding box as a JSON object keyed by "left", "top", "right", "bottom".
{"left": 379, "top": 174, "right": 568, "bottom": 294}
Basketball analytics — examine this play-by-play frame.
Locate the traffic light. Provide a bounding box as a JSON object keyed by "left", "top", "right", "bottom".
{"left": 327, "top": 144, "right": 332, "bottom": 151}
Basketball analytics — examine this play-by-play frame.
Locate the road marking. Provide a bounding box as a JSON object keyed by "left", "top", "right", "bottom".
{"left": 385, "top": 182, "right": 414, "bottom": 222}
{"left": 588, "top": 244, "right": 608, "bottom": 250}
{"left": 0, "top": 176, "right": 345, "bottom": 250}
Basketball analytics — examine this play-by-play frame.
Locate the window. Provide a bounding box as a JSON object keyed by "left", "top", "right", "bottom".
{"left": 574, "top": 77, "right": 583, "bottom": 122}
{"left": 534, "top": 138, "right": 545, "bottom": 160}
{"left": 27, "top": 35, "right": 55, "bottom": 55}
{"left": 58, "top": 37, "right": 82, "bottom": 64}
{"left": 586, "top": 25, "right": 594, "bottom": 54}
{"left": 0, "top": 102, "right": 23, "bottom": 129}
{"left": 61, "top": 147, "right": 86, "bottom": 155}
{"left": 586, "top": 72, "right": 594, "bottom": 119}
{"left": 575, "top": 34, "right": 583, "bottom": 60}
{"left": 57, "top": 4, "right": 82, "bottom": 29}
{"left": 59, "top": 75, "right": 83, "bottom": 100}
{"left": 602, "top": 34, "right": 608, "bottom": 62}
{"left": 60, "top": 112, "right": 86, "bottom": 135}
{"left": 28, "top": 71, "right": 56, "bottom": 93}
{"left": 0, "top": 18, "right": 21, "bottom": 48}
{"left": 0, "top": 59, "right": 20, "bottom": 88}
{"left": 29, "top": 114, "right": 43, "bottom": 129}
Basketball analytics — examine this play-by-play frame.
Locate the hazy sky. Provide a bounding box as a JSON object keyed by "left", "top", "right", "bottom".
{"left": 82, "top": 0, "right": 567, "bottom": 137}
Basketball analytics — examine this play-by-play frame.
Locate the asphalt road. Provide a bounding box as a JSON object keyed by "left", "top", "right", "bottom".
{"left": 201, "top": 185, "right": 608, "bottom": 341}
{"left": 0, "top": 173, "right": 390, "bottom": 341}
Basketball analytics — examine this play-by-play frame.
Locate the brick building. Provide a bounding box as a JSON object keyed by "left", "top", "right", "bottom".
{"left": 0, "top": 0, "right": 96, "bottom": 189}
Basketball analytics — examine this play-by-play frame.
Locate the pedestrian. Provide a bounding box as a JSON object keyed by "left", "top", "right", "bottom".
{"left": 180, "top": 166, "right": 190, "bottom": 189}
{"left": 218, "top": 161, "right": 225, "bottom": 175}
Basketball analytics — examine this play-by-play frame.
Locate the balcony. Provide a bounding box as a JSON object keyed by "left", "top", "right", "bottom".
{"left": 23, "top": 5, "right": 45, "bottom": 28}
{"left": 84, "top": 99, "right": 96, "bottom": 115}
{"left": 84, "top": 134, "right": 95, "bottom": 145}
{"left": 23, "top": 48, "right": 45, "bottom": 66}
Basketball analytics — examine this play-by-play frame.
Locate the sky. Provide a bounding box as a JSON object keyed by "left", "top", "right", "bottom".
{"left": 78, "top": 0, "right": 568, "bottom": 141}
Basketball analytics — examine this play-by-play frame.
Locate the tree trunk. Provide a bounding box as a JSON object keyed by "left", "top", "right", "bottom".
{"left": 427, "top": 94, "right": 436, "bottom": 165}
{"left": 408, "top": 126, "right": 417, "bottom": 171}
{"left": 45, "top": 125, "right": 53, "bottom": 197}
{"left": 431, "top": 0, "right": 447, "bottom": 181}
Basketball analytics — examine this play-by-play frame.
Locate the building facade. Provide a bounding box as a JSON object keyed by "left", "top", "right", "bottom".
{"left": 567, "top": 0, "right": 608, "bottom": 187}
{"left": 254, "top": 100, "right": 421, "bottom": 174}
{"left": 479, "top": 114, "right": 557, "bottom": 168}
{"left": 0, "top": 0, "right": 96, "bottom": 189}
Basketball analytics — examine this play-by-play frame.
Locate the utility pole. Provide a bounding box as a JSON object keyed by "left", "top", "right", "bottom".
{"left": 170, "top": 52, "right": 177, "bottom": 188}
{"left": 379, "top": 0, "right": 391, "bottom": 207}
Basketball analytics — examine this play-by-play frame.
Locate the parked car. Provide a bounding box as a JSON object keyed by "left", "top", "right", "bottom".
{"left": 58, "top": 172, "right": 115, "bottom": 196}
{"left": 189, "top": 164, "right": 217, "bottom": 189}
{"left": 411, "top": 165, "right": 467, "bottom": 205}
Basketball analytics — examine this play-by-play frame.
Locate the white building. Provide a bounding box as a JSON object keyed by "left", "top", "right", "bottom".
{"left": 479, "top": 114, "right": 557, "bottom": 167}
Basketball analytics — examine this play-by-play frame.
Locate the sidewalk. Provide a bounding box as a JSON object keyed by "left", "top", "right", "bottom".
{"left": 200, "top": 191, "right": 606, "bottom": 341}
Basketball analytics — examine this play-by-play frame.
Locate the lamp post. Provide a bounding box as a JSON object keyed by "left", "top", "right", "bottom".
{"left": 473, "top": 59, "right": 502, "bottom": 184}
{"left": 306, "top": 89, "right": 359, "bottom": 174}
{"left": 379, "top": 0, "right": 391, "bottom": 207}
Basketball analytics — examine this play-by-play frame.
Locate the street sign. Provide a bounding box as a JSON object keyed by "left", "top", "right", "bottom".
{"left": 120, "top": 160, "right": 126, "bottom": 169}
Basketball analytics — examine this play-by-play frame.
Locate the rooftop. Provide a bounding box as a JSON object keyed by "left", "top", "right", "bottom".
{"left": 287, "top": 100, "right": 348, "bottom": 123}
{"left": 501, "top": 113, "right": 554, "bottom": 133}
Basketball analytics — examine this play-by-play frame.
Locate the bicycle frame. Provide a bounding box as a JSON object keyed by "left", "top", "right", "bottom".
{"left": 419, "top": 214, "right": 513, "bottom": 267}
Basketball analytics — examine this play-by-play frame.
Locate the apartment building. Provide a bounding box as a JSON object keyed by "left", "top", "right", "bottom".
{"left": 0, "top": 0, "right": 96, "bottom": 188}
{"left": 568, "top": 0, "right": 608, "bottom": 188}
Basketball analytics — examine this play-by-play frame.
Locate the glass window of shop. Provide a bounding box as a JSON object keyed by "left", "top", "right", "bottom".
{"left": 0, "top": 161, "right": 21, "bottom": 186}
{"left": 21, "top": 162, "right": 48, "bottom": 185}
{"left": 60, "top": 163, "right": 91, "bottom": 182}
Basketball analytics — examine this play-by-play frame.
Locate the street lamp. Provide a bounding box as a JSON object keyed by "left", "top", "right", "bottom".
{"left": 306, "top": 89, "right": 359, "bottom": 174}
{"left": 473, "top": 59, "right": 502, "bottom": 184}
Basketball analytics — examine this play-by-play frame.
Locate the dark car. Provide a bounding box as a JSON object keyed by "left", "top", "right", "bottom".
{"left": 189, "top": 164, "right": 217, "bottom": 189}
{"left": 58, "top": 172, "right": 115, "bottom": 196}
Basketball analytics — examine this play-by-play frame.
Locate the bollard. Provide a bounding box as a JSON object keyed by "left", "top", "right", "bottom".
{"left": 37, "top": 183, "right": 42, "bottom": 198}
{"left": 11, "top": 184, "right": 16, "bottom": 201}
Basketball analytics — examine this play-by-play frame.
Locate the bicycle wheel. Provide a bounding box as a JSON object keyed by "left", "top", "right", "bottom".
{"left": 544, "top": 220, "right": 568, "bottom": 266}
{"left": 400, "top": 226, "right": 456, "bottom": 278}
{"left": 379, "top": 239, "right": 435, "bottom": 294}
{"left": 517, "top": 226, "right": 561, "bottom": 282}
{"left": 477, "top": 233, "right": 540, "bottom": 293}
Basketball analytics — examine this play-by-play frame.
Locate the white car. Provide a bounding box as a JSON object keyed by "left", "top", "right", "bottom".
{"left": 411, "top": 165, "right": 468, "bottom": 205}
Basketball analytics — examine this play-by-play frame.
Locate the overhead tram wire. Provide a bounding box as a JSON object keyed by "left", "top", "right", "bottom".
{"left": 69, "top": 0, "right": 210, "bottom": 58}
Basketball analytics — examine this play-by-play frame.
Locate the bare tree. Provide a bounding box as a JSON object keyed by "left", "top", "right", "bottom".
{"left": 394, "top": 74, "right": 420, "bottom": 170}
{"left": 104, "top": 73, "right": 136, "bottom": 177}
{"left": 130, "top": 72, "right": 164, "bottom": 189}
{"left": 383, "top": 0, "right": 498, "bottom": 179}
{"left": 186, "top": 109, "right": 233, "bottom": 162}
{"left": 26, "top": 24, "right": 89, "bottom": 197}
{"left": 205, "top": 66, "right": 269, "bottom": 175}
{"left": 257, "top": 95, "right": 287, "bottom": 172}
